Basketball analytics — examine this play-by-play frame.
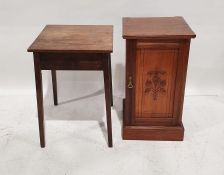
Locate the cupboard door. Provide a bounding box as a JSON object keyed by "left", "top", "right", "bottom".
{"left": 134, "top": 42, "right": 180, "bottom": 126}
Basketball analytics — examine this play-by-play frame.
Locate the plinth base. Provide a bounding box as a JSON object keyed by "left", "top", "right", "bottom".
{"left": 122, "top": 98, "right": 184, "bottom": 141}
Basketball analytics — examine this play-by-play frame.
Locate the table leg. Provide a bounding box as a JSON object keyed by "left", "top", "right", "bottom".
{"left": 103, "top": 59, "right": 113, "bottom": 147}
{"left": 108, "top": 54, "right": 113, "bottom": 106}
{"left": 51, "top": 70, "right": 58, "bottom": 105}
{"left": 34, "top": 53, "right": 45, "bottom": 148}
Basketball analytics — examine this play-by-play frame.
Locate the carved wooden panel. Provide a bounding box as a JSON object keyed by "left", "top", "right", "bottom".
{"left": 122, "top": 17, "right": 195, "bottom": 140}
{"left": 135, "top": 46, "right": 179, "bottom": 123}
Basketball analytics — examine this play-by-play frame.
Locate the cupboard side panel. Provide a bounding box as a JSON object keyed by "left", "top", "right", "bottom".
{"left": 124, "top": 40, "right": 137, "bottom": 126}
{"left": 173, "top": 40, "right": 191, "bottom": 125}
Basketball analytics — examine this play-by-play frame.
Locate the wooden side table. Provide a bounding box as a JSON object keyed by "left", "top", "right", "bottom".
{"left": 28, "top": 25, "right": 113, "bottom": 147}
{"left": 122, "top": 17, "right": 196, "bottom": 140}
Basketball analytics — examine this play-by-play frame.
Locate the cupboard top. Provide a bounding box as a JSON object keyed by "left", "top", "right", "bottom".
{"left": 122, "top": 17, "right": 196, "bottom": 39}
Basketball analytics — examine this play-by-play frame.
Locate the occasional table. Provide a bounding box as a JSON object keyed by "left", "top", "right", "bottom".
{"left": 122, "top": 17, "right": 196, "bottom": 140}
{"left": 28, "top": 25, "right": 113, "bottom": 147}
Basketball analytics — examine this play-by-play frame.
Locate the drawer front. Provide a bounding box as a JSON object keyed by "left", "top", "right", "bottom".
{"left": 134, "top": 41, "right": 181, "bottom": 126}
{"left": 39, "top": 53, "right": 104, "bottom": 70}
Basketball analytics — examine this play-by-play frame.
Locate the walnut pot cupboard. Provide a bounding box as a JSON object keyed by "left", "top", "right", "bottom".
{"left": 122, "top": 17, "right": 196, "bottom": 140}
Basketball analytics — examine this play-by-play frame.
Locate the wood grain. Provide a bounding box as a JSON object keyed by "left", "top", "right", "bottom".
{"left": 28, "top": 25, "right": 113, "bottom": 53}
{"left": 123, "top": 99, "right": 184, "bottom": 141}
{"left": 29, "top": 25, "right": 113, "bottom": 147}
{"left": 135, "top": 44, "right": 178, "bottom": 123}
{"left": 123, "top": 17, "right": 196, "bottom": 140}
{"left": 123, "top": 17, "right": 196, "bottom": 39}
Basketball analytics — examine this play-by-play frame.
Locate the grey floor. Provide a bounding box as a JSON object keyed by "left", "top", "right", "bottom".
{"left": 0, "top": 88, "right": 224, "bottom": 174}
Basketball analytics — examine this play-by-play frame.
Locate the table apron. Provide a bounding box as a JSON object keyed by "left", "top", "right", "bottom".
{"left": 38, "top": 53, "right": 107, "bottom": 70}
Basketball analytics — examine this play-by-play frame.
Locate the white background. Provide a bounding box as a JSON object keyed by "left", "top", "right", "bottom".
{"left": 1, "top": 0, "right": 224, "bottom": 96}
{"left": 1, "top": 1, "right": 224, "bottom": 175}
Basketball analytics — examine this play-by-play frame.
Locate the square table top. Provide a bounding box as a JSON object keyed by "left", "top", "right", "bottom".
{"left": 28, "top": 25, "right": 113, "bottom": 53}
{"left": 123, "top": 16, "right": 196, "bottom": 39}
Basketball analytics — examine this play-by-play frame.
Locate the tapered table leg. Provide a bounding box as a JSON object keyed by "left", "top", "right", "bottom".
{"left": 51, "top": 70, "right": 58, "bottom": 105}
{"left": 108, "top": 54, "right": 113, "bottom": 106}
{"left": 33, "top": 53, "right": 45, "bottom": 148}
{"left": 103, "top": 58, "right": 113, "bottom": 147}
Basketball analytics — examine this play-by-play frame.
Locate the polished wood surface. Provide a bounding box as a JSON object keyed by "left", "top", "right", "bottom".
{"left": 28, "top": 25, "right": 113, "bottom": 53}
{"left": 135, "top": 44, "right": 178, "bottom": 122}
{"left": 123, "top": 17, "right": 196, "bottom": 39}
{"left": 29, "top": 25, "right": 113, "bottom": 147}
{"left": 123, "top": 17, "right": 196, "bottom": 140}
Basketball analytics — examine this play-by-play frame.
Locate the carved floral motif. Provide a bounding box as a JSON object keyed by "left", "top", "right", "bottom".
{"left": 144, "top": 71, "right": 166, "bottom": 100}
